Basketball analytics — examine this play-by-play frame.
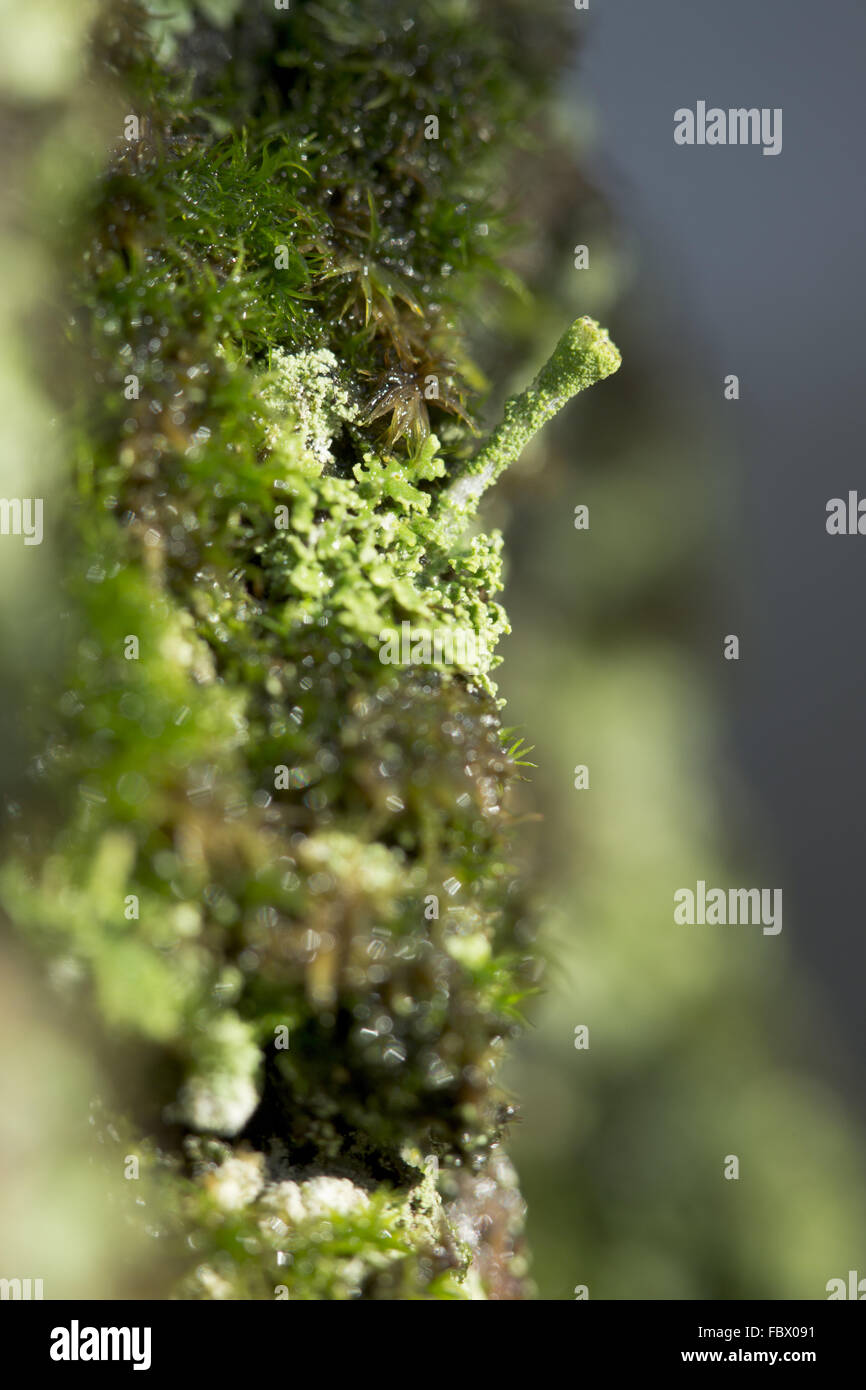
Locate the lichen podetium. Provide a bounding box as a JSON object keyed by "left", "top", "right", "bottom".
{"left": 1, "top": 0, "right": 619, "bottom": 1298}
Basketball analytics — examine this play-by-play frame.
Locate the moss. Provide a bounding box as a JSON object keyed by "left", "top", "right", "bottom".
{"left": 1, "top": 0, "right": 618, "bottom": 1297}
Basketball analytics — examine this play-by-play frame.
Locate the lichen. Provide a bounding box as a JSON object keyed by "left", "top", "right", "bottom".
{"left": 441, "top": 317, "right": 622, "bottom": 525}
{"left": 262, "top": 348, "right": 358, "bottom": 468}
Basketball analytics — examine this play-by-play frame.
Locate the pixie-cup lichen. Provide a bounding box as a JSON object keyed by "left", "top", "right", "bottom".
{"left": 442, "top": 318, "right": 622, "bottom": 523}
{"left": 0, "top": 0, "right": 619, "bottom": 1298}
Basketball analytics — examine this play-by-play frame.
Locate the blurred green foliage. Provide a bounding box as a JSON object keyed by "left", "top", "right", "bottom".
{"left": 491, "top": 101, "right": 866, "bottom": 1295}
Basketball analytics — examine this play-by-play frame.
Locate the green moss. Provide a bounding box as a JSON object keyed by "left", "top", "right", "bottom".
{"left": 1, "top": 0, "right": 617, "bottom": 1298}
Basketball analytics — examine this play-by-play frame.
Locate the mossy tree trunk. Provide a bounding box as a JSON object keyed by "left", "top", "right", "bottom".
{"left": 1, "top": 0, "right": 617, "bottom": 1299}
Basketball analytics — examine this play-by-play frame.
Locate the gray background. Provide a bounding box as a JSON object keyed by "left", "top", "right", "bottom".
{"left": 577, "top": 0, "right": 866, "bottom": 1100}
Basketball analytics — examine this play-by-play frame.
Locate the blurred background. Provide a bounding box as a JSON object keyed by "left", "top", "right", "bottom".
{"left": 1, "top": 0, "right": 864, "bottom": 1299}
{"left": 500, "top": 0, "right": 866, "bottom": 1298}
